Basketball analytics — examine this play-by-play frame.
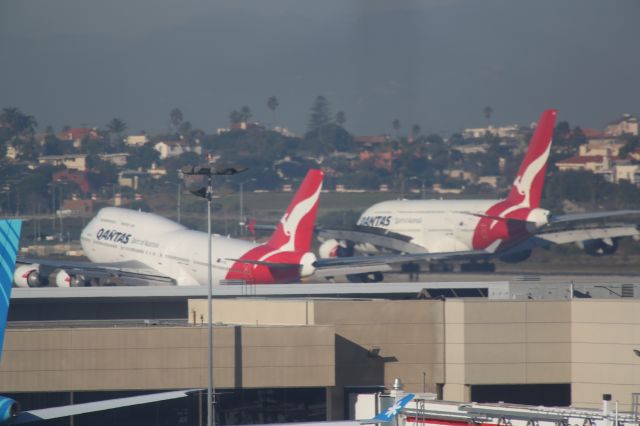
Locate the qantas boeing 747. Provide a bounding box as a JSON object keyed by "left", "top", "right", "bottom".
{"left": 318, "top": 109, "right": 640, "bottom": 281}
{"left": 15, "top": 170, "right": 492, "bottom": 287}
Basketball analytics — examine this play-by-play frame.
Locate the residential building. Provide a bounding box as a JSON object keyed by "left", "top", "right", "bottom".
{"left": 579, "top": 138, "right": 625, "bottom": 157}
{"left": 462, "top": 125, "right": 521, "bottom": 139}
{"left": 556, "top": 155, "right": 613, "bottom": 173}
{"left": 39, "top": 154, "right": 88, "bottom": 171}
{"left": 52, "top": 170, "right": 90, "bottom": 194}
{"left": 99, "top": 152, "right": 129, "bottom": 167}
{"left": 354, "top": 135, "right": 392, "bottom": 145}
{"left": 605, "top": 113, "right": 639, "bottom": 136}
{"left": 125, "top": 135, "right": 149, "bottom": 147}
{"left": 154, "top": 140, "right": 202, "bottom": 159}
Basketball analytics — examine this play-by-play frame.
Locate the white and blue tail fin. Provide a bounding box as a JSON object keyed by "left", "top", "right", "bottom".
{"left": 368, "top": 394, "right": 414, "bottom": 423}
{"left": 0, "top": 220, "right": 22, "bottom": 358}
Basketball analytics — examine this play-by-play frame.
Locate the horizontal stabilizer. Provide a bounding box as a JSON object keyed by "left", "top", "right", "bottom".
{"left": 226, "top": 258, "right": 301, "bottom": 270}
{"left": 13, "top": 389, "right": 197, "bottom": 424}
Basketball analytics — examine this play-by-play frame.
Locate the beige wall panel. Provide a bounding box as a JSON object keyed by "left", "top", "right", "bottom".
{"left": 525, "top": 301, "right": 572, "bottom": 323}
{"left": 464, "top": 343, "right": 526, "bottom": 364}
{"left": 445, "top": 344, "right": 466, "bottom": 364}
{"left": 444, "top": 364, "right": 466, "bottom": 384}
{"left": 242, "top": 366, "right": 334, "bottom": 388}
{"left": 206, "top": 299, "right": 312, "bottom": 325}
{"left": 384, "top": 363, "right": 440, "bottom": 387}
{"left": 526, "top": 343, "right": 571, "bottom": 363}
{"left": 243, "top": 346, "right": 334, "bottom": 368}
{"left": 0, "top": 371, "right": 72, "bottom": 392}
{"left": 445, "top": 323, "right": 466, "bottom": 344}
{"left": 465, "top": 363, "right": 526, "bottom": 384}
{"left": 459, "top": 301, "right": 526, "bottom": 324}
{"left": 2, "top": 329, "right": 73, "bottom": 350}
{"left": 314, "top": 301, "right": 443, "bottom": 325}
{"left": 0, "top": 349, "right": 75, "bottom": 371}
{"left": 335, "top": 324, "right": 442, "bottom": 345}
{"left": 444, "top": 300, "right": 465, "bottom": 324}
{"left": 572, "top": 323, "right": 640, "bottom": 345}
{"left": 526, "top": 323, "right": 571, "bottom": 343}
{"left": 571, "top": 343, "right": 638, "bottom": 364}
{"left": 351, "top": 343, "right": 443, "bottom": 365}
{"left": 241, "top": 325, "right": 334, "bottom": 347}
{"left": 572, "top": 383, "right": 638, "bottom": 410}
{"left": 463, "top": 324, "right": 526, "bottom": 344}
{"left": 572, "top": 363, "right": 640, "bottom": 386}
{"left": 443, "top": 383, "right": 468, "bottom": 402}
{"left": 572, "top": 300, "right": 640, "bottom": 324}
{"left": 525, "top": 363, "right": 571, "bottom": 382}
{"left": 68, "top": 367, "right": 234, "bottom": 390}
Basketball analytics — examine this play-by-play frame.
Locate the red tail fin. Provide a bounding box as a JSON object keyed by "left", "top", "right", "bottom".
{"left": 266, "top": 169, "right": 323, "bottom": 252}
{"left": 505, "top": 109, "right": 557, "bottom": 208}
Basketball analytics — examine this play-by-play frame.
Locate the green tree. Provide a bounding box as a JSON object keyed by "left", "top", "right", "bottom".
{"left": 335, "top": 111, "right": 347, "bottom": 127}
{"left": 239, "top": 106, "right": 252, "bottom": 122}
{"left": 229, "top": 110, "right": 243, "bottom": 125}
{"left": 267, "top": 96, "right": 279, "bottom": 126}
{"left": 307, "top": 96, "right": 331, "bottom": 132}
{"left": 0, "top": 107, "right": 38, "bottom": 136}
{"left": 170, "top": 108, "right": 184, "bottom": 131}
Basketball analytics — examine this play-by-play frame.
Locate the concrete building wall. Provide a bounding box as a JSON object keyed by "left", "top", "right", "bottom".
{"left": 570, "top": 300, "right": 640, "bottom": 410}
{"left": 0, "top": 324, "right": 335, "bottom": 393}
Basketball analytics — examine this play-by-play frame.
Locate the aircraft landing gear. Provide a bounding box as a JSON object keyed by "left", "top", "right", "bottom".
{"left": 347, "top": 271, "right": 384, "bottom": 283}
{"left": 428, "top": 262, "right": 454, "bottom": 273}
{"left": 460, "top": 261, "right": 496, "bottom": 273}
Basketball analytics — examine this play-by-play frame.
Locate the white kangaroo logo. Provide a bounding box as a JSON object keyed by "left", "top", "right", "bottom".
{"left": 257, "top": 182, "right": 322, "bottom": 263}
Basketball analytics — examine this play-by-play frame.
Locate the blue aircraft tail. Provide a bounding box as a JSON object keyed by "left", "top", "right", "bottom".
{"left": 0, "top": 220, "right": 22, "bottom": 358}
{"left": 371, "top": 393, "right": 414, "bottom": 423}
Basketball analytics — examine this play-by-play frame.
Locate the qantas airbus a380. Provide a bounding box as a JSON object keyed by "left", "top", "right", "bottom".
{"left": 15, "top": 170, "right": 491, "bottom": 287}
{"left": 319, "top": 109, "right": 640, "bottom": 279}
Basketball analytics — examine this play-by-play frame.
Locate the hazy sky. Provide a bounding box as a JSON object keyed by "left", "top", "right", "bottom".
{"left": 1, "top": 1, "right": 639, "bottom": 136}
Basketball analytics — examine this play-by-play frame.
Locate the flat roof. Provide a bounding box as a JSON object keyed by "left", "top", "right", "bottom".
{"left": 11, "top": 281, "right": 510, "bottom": 300}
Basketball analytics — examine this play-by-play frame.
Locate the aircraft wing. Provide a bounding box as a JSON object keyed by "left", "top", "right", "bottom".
{"left": 550, "top": 210, "right": 640, "bottom": 224}
{"left": 12, "top": 389, "right": 195, "bottom": 424}
{"left": 16, "top": 256, "right": 175, "bottom": 285}
{"left": 313, "top": 248, "right": 494, "bottom": 277}
{"left": 536, "top": 224, "right": 640, "bottom": 245}
{"left": 317, "top": 227, "right": 426, "bottom": 254}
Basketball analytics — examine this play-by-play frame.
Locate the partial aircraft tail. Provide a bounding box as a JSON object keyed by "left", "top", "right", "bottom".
{"left": 370, "top": 394, "right": 415, "bottom": 423}
{"left": 0, "top": 220, "right": 22, "bottom": 357}
{"left": 504, "top": 109, "right": 557, "bottom": 209}
{"left": 266, "top": 169, "right": 323, "bottom": 253}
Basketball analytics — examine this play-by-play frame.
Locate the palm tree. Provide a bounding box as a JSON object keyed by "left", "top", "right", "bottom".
{"left": 106, "top": 118, "right": 127, "bottom": 144}
{"left": 483, "top": 106, "right": 493, "bottom": 125}
{"left": 411, "top": 124, "right": 421, "bottom": 140}
{"left": 267, "top": 96, "right": 279, "bottom": 127}
{"left": 392, "top": 119, "right": 401, "bottom": 139}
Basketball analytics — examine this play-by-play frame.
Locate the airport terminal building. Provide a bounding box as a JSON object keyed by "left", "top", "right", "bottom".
{"left": 1, "top": 284, "right": 640, "bottom": 425}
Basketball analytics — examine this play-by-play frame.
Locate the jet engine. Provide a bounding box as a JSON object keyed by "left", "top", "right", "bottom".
{"left": 582, "top": 238, "right": 619, "bottom": 256}
{"left": 318, "top": 239, "right": 354, "bottom": 258}
{"left": 13, "top": 264, "right": 44, "bottom": 288}
{"left": 499, "top": 249, "right": 532, "bottom": 263}
{"left": 0, "top": 397, "right": 20, "bottom": 423}
{"left": 50, "top": 269, "right": 72, "bottom": 288}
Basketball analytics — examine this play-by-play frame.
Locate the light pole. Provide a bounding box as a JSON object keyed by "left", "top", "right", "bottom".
{"left": 181, "top": 165, "right": 246, "bottom": 426}
{"left": 239, "top": 178, "right": 255, "bottom": 235}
